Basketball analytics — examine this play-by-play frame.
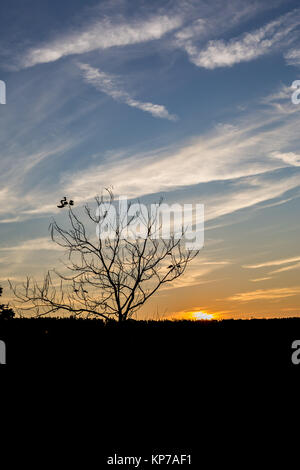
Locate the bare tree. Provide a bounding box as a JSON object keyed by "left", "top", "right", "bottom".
{"left": 10, "top": 190, "right": 199, "bottom": 321}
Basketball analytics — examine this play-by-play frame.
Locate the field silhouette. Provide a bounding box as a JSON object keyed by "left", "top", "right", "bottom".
{"left": 1, "top": 316, "right": 299, "bottom": 371}
{"left": 1, "top": 316, "right": 296, "bottom": 466}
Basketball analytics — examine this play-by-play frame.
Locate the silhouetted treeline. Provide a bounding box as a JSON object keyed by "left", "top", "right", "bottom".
{"left": 1, "top": 316, "right": 300, "bottom": 371}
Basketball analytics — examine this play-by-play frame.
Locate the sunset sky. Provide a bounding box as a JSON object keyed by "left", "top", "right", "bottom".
{"left": 1, "top": 0, "right": 300, "bottom": 319}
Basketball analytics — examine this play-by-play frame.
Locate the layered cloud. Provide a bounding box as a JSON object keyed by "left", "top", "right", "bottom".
{"left": 60, "top": 97, "right": 300, "bottom": 204}
{"left": 176, "top": 9, "right": 300, "bottom": 69}
{"left": 285, "top": 48, "right": 300, "bottom": 66}
{"left": 78, "top": 63, "right": 177, "bottom": 121}
{"left": 0, "top": 237, "right": 61, "bottom": 252}
{"left": 1, "top": 78, "right": 300, "bottom": 227}
{"left": 16, "top": 0, "right": 293, "bottom": 72}
{"left": 244, "top": 255, "right": 300, "bottom": 269}
{"left": 244, "top": 255, "right": 300, "bottom": 279}
{"left": 228, "top": 287, "right": 300, "bottom": 302}
{"left": 271, "top": 262, "right": 300, "bottom": 275}
{"left": 21, "top": 15, "right": 182, "bottom": 68}
{"left": 2, "top": 0, "right": 300, "bottom": 318}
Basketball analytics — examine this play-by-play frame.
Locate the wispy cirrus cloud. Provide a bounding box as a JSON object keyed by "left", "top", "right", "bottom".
{"left": 244, "top": 255, "right": 300, "bottom": 281}
{"left": 0, "top": 237, "right": 61, "bottom": 252}
{"left": 285, "top": 48, "right": 300, "bottom": 66}
{"left": 20, "top": 15, "right": 182, "bottom": 68}
{"left": 16, "top": 0, "right": 287, "bottom": 71}
{"left": 270, "top": 262, "right": 300, "bottom": 274}
{"left": 270, "top": 151, "right": 300, "bottom": 167}
{"left": 78, "top": 63, "right": 177, "bottom": 121}
{"left": 177, "top": 9, "right": 300, "bottom": 69}
{"left": 60, "top": 97, "right": 300, "bottom": 203}
{"left": 228, "top": 287, "right": 300, "bottom": 302}
{"left": 1, "top": 79, "right": 300, "bottom": 225}
{"left": 55, "top": 79, "right": 300, "bottom": 225}
{"left": 244, "top": 255, "right": 300, "bottom": 269}
{"left": 202, "top": 173, "right": 300, "bottom": 222}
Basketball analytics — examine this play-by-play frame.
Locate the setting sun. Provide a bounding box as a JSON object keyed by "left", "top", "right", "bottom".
{"left": 193, "top": 311, "right": 214, "bottom": 320}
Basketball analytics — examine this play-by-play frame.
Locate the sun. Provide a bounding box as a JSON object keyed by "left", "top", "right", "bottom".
{"left": 193, "top": 311, "right": 214, "bottom": 320}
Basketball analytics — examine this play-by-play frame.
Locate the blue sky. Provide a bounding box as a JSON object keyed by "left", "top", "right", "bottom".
{"left": 1, "top": 0, "right": 300, "bottom": 318}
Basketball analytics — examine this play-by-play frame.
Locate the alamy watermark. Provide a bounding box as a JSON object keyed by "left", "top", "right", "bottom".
{"left": 291, "top": 80, "right": 300, "bottom": 104}
{"left": 96, "top": 196, "right": 204, "bottom": 250}
{"left": 0, "top": 80, "right": 6, "bottom": 104}
{"left": 0, "top": 340, "right": 6, "bottom": 364}
{"left": 291, "top": 340, "right": 300, "bottom": 364}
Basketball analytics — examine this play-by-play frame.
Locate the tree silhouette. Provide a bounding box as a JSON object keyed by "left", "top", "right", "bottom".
{"left": 0, "top": 285, "right": 15, "bottom": 320}
{"left": 10, "top": 190, "right": 199, "bottom": 321}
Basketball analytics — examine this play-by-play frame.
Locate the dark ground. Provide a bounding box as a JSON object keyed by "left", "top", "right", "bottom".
{"left": 1, "top": 316, "right": 299, "bottom": 370}
{"left": 1, "top": 317, "right": 298, "bottom": 467}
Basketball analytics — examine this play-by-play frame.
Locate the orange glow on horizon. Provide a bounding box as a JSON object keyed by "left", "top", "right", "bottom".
{"left": 193, "top": 311, "right": 214, "bottom": 320}
{"left": 168, "top": 309, "right": 220, "bottom": 321}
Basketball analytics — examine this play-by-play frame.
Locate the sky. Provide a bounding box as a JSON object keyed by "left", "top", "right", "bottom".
{"left": 1, "top": 0, "right": 300, "bottom": 319}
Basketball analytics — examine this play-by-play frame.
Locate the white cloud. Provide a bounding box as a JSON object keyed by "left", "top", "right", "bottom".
{"left": 177, "top": 10, "right": 300, "bottom": 69}
{"left": 55, "top": 80, "right": 300, "bottom": 223}
{"left": 244, "top": 255, "right": 300, "bottom": 269}
{"left": 228, "top": 287, "right": 300, "bottom": 302}
{"left": 78, "top": 63, "right": 177, "bottom": 121}
{"left": 21, "top": 15, "right": 182, "bottom": 68}
{"left": 260, "top": 83, "right": 300, "bottom": 115}
{"left": 261, "top": 84, "right": 292, "bottom": 105}
{"left": 17, "top": 0, "right": 287, "bottom": 71}
{"left": 175, "top": 19, "right": 207, "bottom": 42}
{"left": 270, "top": 151, "right": 300, "bottom": 167}
{"left": 0, "top": 138, "right": 82, "bottom": 220}
{"left": 244, "top": 254, "right": 300, "bottom": 279}
{"left": 2, "top": 80, "right": 300, "bottom": 228}
{"left": 271, "top": 262, "right": 300, "bottom": 274}
{"left": 60, "top": 113, "right": 296, "bottom": 203}
{"left": 0, "top": 237, "right": 61, "bottom": 252}
{"left": 202, "top": 174, "right": 300, "bottom": 222}
{"left": 285, "top": 48, "right": 300, "bottom": 66}
{"left": 0, "top": 217, "right": 22, "bottom": 224}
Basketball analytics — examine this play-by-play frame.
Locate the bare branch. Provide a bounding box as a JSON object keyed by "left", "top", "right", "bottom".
{"left": 10, "top": 190, "right": 199, "bottom": 321}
